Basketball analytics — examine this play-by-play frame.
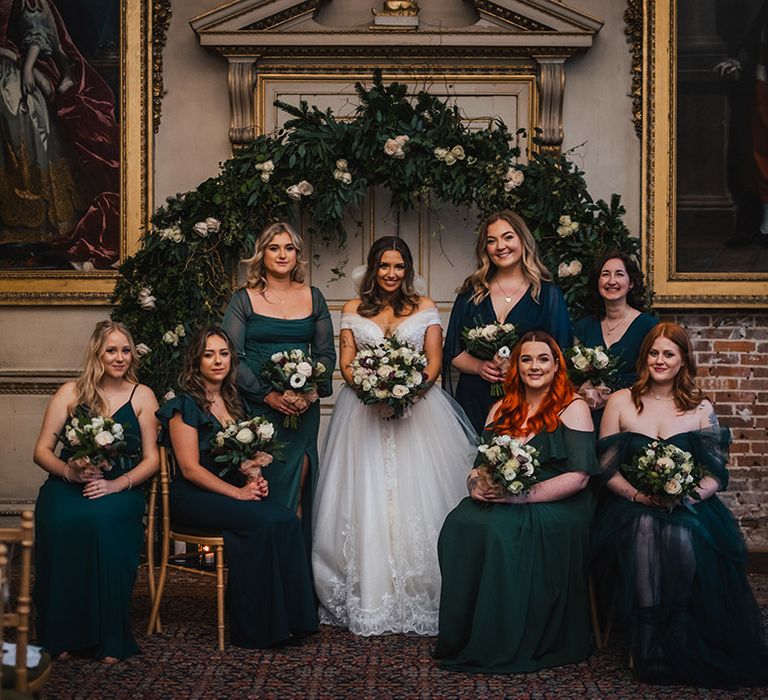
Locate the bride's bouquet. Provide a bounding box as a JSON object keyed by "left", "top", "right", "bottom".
{"left": 349, "top": 338, "right": 429, "bottom": 419}
{"left": 261, "top": 349, "right": 327, "bottom": 428}
{"left": 624, "top": 440, "right": 705, "bottom": 510}
{"left": 564, "top": 344, "right": 619, "bottom": 409}
{"left": 461, "top": 321, "right": 518, "bottom": 396}
{"left": 57, "top": 414, "right": 127, "bottom": 476}
{"left": 475, "top": 432, "right": 540, "bottom": 495}
{"left": 213, "top": 416, "right": 281, "bottom": 483}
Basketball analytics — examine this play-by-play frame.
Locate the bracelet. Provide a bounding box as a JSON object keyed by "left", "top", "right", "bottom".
{"left": 125, "top": 474, "right": 133, "bottom": 491}
{"left": 62, "top": 465, "right": 71, "bottom": 482}
{"left": 631, "top": 489, "right": 639, "bottom": 502}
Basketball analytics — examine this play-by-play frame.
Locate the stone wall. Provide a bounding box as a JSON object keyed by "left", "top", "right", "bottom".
{"left": 667, "top": 312, "right": 768, "bottom": 548}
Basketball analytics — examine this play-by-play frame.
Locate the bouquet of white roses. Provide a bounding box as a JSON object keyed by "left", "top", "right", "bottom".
{"left": 475, "top": 432, "right": 540, "bottom": 495}
{"left": 213, "top": 416, "right": 281, "bottom": 483}
{"left": 461, "top": 321, "right": 518, "bottom": 396}
{"left": 349, "top": 337, "right": 429, "bottom": 420}
{"left": 261, "top": 349, "right": 327, "bottom": 428}
{"left": 624, "top": 440, "right": 705, "bottom": 510}
{"left": 57, "top": 414, "right": 127, "bottom": 475}
{"left": 564, "top": 344, "right": 619, "bottom": 409}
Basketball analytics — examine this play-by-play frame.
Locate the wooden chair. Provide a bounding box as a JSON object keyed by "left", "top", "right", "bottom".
{"left": 1, "top": 512, "right": 51, "bottom": 696}
{"left": 146, "top": 447, "right": 227, "bottom": 650}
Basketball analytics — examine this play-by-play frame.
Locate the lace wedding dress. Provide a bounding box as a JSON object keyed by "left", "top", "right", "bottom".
{"left": 312, "top": 307, "right": 478, "bottom": 636}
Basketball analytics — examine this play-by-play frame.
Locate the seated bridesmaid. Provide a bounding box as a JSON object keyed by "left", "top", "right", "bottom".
{"left": 591, "top": 322, "right": 768, "bottom": 686}
{"left": 573, "top": 250, "right": 657, "bottom": 428}
{"left": 32, "top": 321, "right": 160, "bottom": 663}
{"left": 435, "top": 331, "right": 599, "bottom": 673}
{"left": 156, "top": 327, "right": 317, "bottom": 648}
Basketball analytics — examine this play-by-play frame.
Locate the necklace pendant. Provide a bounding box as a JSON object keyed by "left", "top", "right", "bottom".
{"left": 504, "top": 296, "right": 512, "bottom": 303}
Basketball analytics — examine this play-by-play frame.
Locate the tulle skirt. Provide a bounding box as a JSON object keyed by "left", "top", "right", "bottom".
{"left": 312, "top": 385, "right": 478, "bottom": 636}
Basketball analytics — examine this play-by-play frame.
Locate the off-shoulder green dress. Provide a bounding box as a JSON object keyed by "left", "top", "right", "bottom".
{"left": 591, "top": 428, "right": 768, "bottom": 687}
{"left": 222, "top": 286, "right": 336, "bottom": 548}
{"left": 34, "top": 393, "right": 145, "bottom": 660}
{"left": 156, "top": 395, "right": 317, "bottom": 649}
{"left": 434, "top": 424, "right": 599, "bottom": 673}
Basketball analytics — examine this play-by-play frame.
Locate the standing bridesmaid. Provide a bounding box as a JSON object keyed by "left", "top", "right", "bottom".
{"left": 222, "top": 222, "right": 335, "bottom": 545}
{"left": 444, "top": 210, "right": 573, "bottom": 433}
{"left": 573, "top": 250, "right": 657, "bottom": 428}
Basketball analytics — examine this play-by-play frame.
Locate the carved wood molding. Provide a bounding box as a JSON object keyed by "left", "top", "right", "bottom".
{"left": 624, "top": 0, "right": 642, "bottom": 139}
{"left": 535, "top": 57, "right": 566, "bottom": 151}
{"left": 227, "top": 59, "right": 258, "bottom": 149}
{"left": 153, "top": 0, "right": 172, "bottom": 133}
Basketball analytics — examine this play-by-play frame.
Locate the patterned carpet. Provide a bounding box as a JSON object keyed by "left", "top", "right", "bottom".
{"left": 41, "top": 569, "right": 768, "bottom": 699}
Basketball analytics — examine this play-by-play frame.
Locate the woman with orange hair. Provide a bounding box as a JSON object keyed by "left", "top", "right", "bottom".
{"left": 592, "top": 322, "right": 768, "bottom": 686}
{"left": 434, "top": 331, "right": 599, "bottom": 673}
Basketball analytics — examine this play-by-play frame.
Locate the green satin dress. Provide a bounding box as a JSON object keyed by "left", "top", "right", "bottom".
{"left": 434, "top": 425, "right": 600, "bottom": 673}
{"left": 33, "top": 396, "right": 145, "bottom": 660}
{"left": 222, "top": 287, "right": 336, "bottom": 548}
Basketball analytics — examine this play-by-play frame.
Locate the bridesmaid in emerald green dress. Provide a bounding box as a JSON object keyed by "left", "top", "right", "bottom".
{"left": 573, "top": 250, "right": 657, "bottom": 429}
{"left": 222, "top": 222, "right": 335, "bottom": 546}
{"left": 435, "top": 331, "right": 599, "bottom": 673}
{"left": 32, "top": 321, "right": 160, "bottom": 663}
{"left": 157, "top": 328, "right": 317, "bottom": 648}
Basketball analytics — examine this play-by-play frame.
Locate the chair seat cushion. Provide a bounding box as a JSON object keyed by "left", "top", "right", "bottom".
{"left": 171, "top": 522, "right": 223, "bottom": 539}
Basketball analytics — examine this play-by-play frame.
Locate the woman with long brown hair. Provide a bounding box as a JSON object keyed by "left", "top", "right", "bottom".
{"left": 32, "top": 320, "right": 159, "bottom": 662}
{"left": 592, "top": 322, "right": 768, "bottom": 686}
{"left": 443, "top": 210, "right": 573, "bottom": 434}
{"left": 313, "top": 236, "right": 477, "bottom": 636}
{"left": 157, "top": 327, "right": 317, "bottom": 648}
{"left": 222, "top": 222, "right": 335, "bottom": 547}
{"left": 435, "top": 331, "right": 598, "bottom": 673}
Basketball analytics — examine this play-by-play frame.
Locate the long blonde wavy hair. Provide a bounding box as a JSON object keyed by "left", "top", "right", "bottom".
{"left": 69, "top": 321, "right": 139, "bottom": 417}
{"left": 458, "top": 210, "right": 552, "bottom": 304}
{"left": 241, "top": 222, "right": 307, "bottom": 292}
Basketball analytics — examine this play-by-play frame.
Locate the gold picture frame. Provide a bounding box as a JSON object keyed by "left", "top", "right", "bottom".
{"left": 643, "top": 0, "right": 768, "bottom": 308}
{"left": 0, "top": 0, "right": 155, "bottom": 305}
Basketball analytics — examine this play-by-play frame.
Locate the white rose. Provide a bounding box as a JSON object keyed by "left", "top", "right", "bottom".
{"left": 523, "top": 463, "right": 535, "bottom": 477}
{"left": 296, "top": 362, "right": 313, "bottom": 377}
{"left": 664, "top": 479, "right": 682, "bottom": 496}
{"left": 290, "top": 373, "right": 307, "bottom": 389}
{"left": 111, "top": 423, "right": 124, "bottom": 439}
{"left": 235, "top": 428, "right": 255, "bottom": 445}
{"left": 361, "top": 380, "right": 372, "bottom": 392}
{"left": 137, "top": 287, "right": 156, "bottom": 310}
{"left": 569, "top": 221, "right": 579, "bottom": 234}
{"left": 90, "top": 417, "right": 105, "bottom": 430}
{"left": 163, "top": 390, "right": 176, "bottom": 402}
{"left": 374, "top": 389, "right": 389, "bottom": 400}
{"left": 94, "top": 430, "right": 115, "bottom": 447}
{"left": 256, "top": 422, "right": 275, "bottom": 441}
{"left": 502, "top": 467, "right": 518, "bottom": 482}
{"left": 71, "top": 417, "right": 79, "bottom": 428}
{"left": 450, "top": 145, "right": 466, "bottom": 160}
{"left": 509, "top": 168, "right": 524, "bottom": 186}
{"left": 557, "top": 224, "right": 574, "bottom": 238}
{"left": 567, "top": 260, "right": 583, "bottom": 276}
{"left": 572, "top": 354, "right": 590, "bottom": 371}
{"left": 65, "top": 427, "right": 79, "bottom": 445}
{"left": 509, "top": 480, "right": 525, "bottom": 494}
{"left": 315, "top": 362, "right": 326, "bottom": 375}
{"left": 341, "top": 171, "right": 352, "bottom": 185}
{"left": 214, "top": 434, "right": 225, "bottom": 447}
{"left": 162, "top": 331, "right": 179, "bottom": 346}
{"left": 444, "top": 153, "right": 457, "bottom": 166}
{"left": 391, "top": 384, "right": 409, "bottom": 398}
{"left": 559, "top": 215, "right": 572, "bottom": 226}
{"left": 336, "top": 159, "right": 348, "bottom": 171}
{"left": 261, "top": 159, "right": 275, "bottom": 173}
{"left": 135, "top": 343, "right": 150, "bottom": 356}
{"left": 193, "top": 221, "right": 209, "bottom": 237}
{"left": 286, "top": 184, "right": 302, "bottom": 201}
{"left": 270, "top": 352, "right": 284, "bottom": 362}
{"left": 205, "top": 217, "right": 221, "bottom": 233}
{"left": 297, "top": 180, "right": 314, "bottom": 197}
{"left": 174, "top": 324, "right": 186, "bottom": 337}
{"left": 657, "top": 457, "right": 675, "bottom": 471}
{"left": 384, "top": 138, "right": 400, "bottom": 157}
{"left": 495, "top": 435, "right": 512, "bottom": 446}
{"left": 593, "top": 351, "right": 610, "bottom": 369}
{"left": 558, "top": 262, "right": 571, "bottom": 278}
{"left": 434, "top": 147, "right": 448, "bottom": 160}
{"left": 377, "top": 365, "right": 394, "bottom": 378}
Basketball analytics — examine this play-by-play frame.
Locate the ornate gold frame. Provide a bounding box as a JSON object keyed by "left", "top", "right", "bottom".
{"left": 0, "top": 0, "right": 155, "bottom": 305}
{"left": 643, "top": 0, "right": 768, "bottom": 308}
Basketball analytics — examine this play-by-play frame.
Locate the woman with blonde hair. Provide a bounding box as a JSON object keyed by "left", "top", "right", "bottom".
{"left": 444, "top": 210, "right": 573, "bottom": 432}
{"left": 592, "top": 322, "right": 768, "bottom": 686}
{"left": 222, "top": 222, "right": 335, "bottom": 546}
{"left": 32, "top": 320, "right": 159, "bottom": 662}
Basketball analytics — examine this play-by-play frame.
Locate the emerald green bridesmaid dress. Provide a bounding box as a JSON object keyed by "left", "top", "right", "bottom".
{"left": 435, "top": 425, "right": 599, "bottom": 673}
{"left": 34, "top": 394, "right": 145, "bottom": 660}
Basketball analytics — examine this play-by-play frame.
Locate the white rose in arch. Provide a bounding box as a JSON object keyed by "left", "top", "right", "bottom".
{"left": 286, "top": 184, "right": 302, "bottom": 201}
{"left": 235, "top": 428, "right": 255, "bottom": 445}
{"left": 290, "top": 373, "right": 307, "bottom": 389}
{"left": 137, "top": 287, "right": 156, "bottom": 310}
{"left": 434, "top": 147, "right": 448, "bottom": 160}
{"left": 556, "top": 224, "right": 574, "bottom": 238}
{"left": 341, "top": 171, "right": 352, "bottom": 185}
{"left": 193, "top": 221, "right": 209, "bottom": 237}
{"left": 391, "top": 384, "right": 410, "bottom": 399}
{"left": 135, "top": 343, "right": 151, "bottom": 357}
{"left": 174, "top": 324, "right": 186, "bottom": 337}
{"left": 567, "top": 260, "right": 583, "bottom": 276}
{"left": 162, "top": 331, "right": 179, "bottom": 346}
{"left": 205, "top": 217, "right": 221, "bottom": 233}
{"left": 336, "top": 159, "right": 348, "bottom": 171}
{"left": 94, "top": 430, "right": 115, "bottom": 447}
{"left": 394, "top": 134, "right": 409, "bottom": 147}
{"left": 297, "top": 180, "right": 314, "bottom": 197}
{"left": 444, "top": 153, "right": 457, "bottom": 166}
{"left": 559, "top": 215, "right": 572, "bottom": 226}
{"left": 450, "top": 145, "right": 466, "bottom": 160}
{"left": 557, "top": 262, "right": 570, "bottom": 278}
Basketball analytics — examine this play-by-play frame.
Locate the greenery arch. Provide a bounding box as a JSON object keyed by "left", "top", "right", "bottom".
{"left": 112, "top": 71, "right": 637, "bottom": 395}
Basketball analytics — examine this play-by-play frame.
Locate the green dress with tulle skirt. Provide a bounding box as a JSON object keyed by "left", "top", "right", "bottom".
{"left": 434, "top": 424, "right": 599, "bottom": 673}
{"left": 34, "top": 395, "right": 145, "bottom": 660}
{"left": 222, "top": 286, "right": 336, "bottom": 548}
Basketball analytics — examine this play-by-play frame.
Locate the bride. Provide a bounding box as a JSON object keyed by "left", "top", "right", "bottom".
{"left": 312, "top": 236, "right": 477, "bottom": 636}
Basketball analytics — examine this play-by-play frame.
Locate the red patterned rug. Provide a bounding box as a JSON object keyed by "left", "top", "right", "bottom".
{"left": 41, "top": 569, "right": 768, "bottom": 699}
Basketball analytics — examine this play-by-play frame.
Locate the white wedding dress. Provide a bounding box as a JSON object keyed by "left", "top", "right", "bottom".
{"left": 312, "top": 307, "right": 478, "bottom": 636}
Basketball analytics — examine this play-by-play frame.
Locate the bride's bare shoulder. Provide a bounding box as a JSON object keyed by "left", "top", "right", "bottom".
{"left": 343, "top": 298, "right": 362, "bottom": 314}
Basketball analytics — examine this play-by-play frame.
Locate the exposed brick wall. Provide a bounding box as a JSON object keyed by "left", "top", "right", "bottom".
{"left": 664, "top": 312, "right": 768, "bottom": 548}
